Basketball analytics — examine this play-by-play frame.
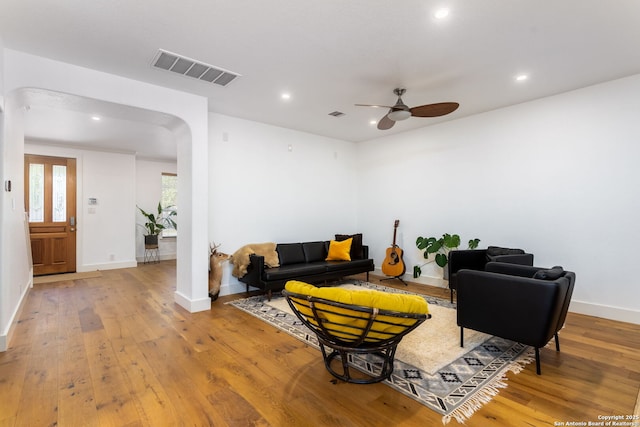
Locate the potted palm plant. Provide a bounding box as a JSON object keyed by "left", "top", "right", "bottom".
{"left": 137, "top": 202, "right": 177, "bottom": 246}
{"left": 414, "top": 234, "right": 480, "bottom": 278}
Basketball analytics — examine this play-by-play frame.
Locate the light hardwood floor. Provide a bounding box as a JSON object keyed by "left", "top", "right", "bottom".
{"left": 1, "top": 261, "right": 638, "bottom": 426}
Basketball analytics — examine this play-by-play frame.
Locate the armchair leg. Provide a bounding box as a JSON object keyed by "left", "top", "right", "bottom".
{"left": 555, "top": 332, "right": 560, "bottom": 352}
{"left": 450, "top": 289, "right": 454, "bottom": 303}
{"left": 460, "top": 327, "right": 464, "bottom": 347}
{"left": 535, "top": 348, "right": 541, "bottom": 375}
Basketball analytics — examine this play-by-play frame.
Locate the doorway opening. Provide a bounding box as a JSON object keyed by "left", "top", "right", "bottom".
{"left": 24, "top": 154, "right": 77, "bottom": 276}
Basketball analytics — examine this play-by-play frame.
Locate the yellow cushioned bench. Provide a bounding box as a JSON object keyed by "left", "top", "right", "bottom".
{"left": 283, "top": 280, "right": 431, "bottom": 384}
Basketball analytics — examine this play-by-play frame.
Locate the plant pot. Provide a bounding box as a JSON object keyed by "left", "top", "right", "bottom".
{"left": 144, "top": 234, "right": 159, "bottom": 247}
{"left": 413, "top": 265, "right": 421, "bottom": 278}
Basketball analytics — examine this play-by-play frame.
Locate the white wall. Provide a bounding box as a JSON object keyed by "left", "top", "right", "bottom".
{"left": 24, "top": 142, "right": 138, "bottom": 270}
{"left": 357, "top": 74, "right": 640, "bottom": 324}
{"left": 0, "top": 91, "right": 33, "bottom": 352}
{"left": 19, "top": 147, "right": 179, "bottom": 269}
{"left": 208, "top": 113, "right": 359, "bottom": 295}
{"left": 81, "top": 151, "right": 136, "bottom": 268}
{"left": 0, "top": 49, "right": 210, "bottom": 352}
{"left": 135, "top": 159, "right": 178, "bottom": 261}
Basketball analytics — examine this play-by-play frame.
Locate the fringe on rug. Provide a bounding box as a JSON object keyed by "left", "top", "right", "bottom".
{"left": 441, "top": 348, "right": 536, "bottom": 425}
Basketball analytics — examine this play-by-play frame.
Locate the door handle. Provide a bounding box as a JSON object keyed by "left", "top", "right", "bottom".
{"left": 70, "top": 216, "right": 75, "bottom": 226}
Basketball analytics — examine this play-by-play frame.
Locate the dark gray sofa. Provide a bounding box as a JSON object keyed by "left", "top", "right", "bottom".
{"left": 239, "top": 239, "right": 374, "bottom": 299}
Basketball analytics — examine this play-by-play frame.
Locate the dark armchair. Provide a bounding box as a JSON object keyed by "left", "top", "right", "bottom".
{"left": 447, "top": 246, "right": 534, "bottom": 302}
{"left": 456, "top": 262, "right": 575, "bottom": 374}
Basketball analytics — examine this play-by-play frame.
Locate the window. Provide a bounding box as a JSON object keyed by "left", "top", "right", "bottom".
{"left": 161, "top": 173, "right": 177, "bottom": 237}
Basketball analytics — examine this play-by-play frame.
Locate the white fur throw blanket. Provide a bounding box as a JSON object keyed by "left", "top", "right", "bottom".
{"left": 231, "top": 242, "right": 280, "bottom": 278}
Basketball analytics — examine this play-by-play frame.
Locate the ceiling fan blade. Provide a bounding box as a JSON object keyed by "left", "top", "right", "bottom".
{"left": 355, "top": 103, "right": 394, "bottom": 109}
{"left": 377, "top": 114, "right": 395, "bottom": 130}
{"left": 410, "top": 102, "right": 460, "bottom": 117}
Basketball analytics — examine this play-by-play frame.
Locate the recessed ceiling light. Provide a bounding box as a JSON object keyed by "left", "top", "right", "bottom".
{"left": 281, "top": 93, "right": 291, "bottom": 100}
{"left": 91, "top": 116, "right": 101, "bottom": 121}
{"left": 369, "top": 120, "right": 377, "bottom": 125}
{"left": 434, "top": 8, "right": 450, "bottom": 19}
{"left": 515, "top": 74, "right": 529, "bottom": 82}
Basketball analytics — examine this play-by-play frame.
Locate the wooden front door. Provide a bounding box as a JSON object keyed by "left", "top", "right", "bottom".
{"left": 24, "top": 155, "right": 77, "bottom": 276}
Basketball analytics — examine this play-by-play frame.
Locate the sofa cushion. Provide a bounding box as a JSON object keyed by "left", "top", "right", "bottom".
{"left": 533, "top": 266, "right": 565, "bottom": 280}
{"left": 277, "top": 243, "right": 306, "bottom": 266}
{"left": 286, "top": 280, "right": 428, "bottom": 314}
{"left": 302, "top": 241, "right": 327, "bottom": 263}
{"left": 284, "top": 281, "right": 429, "bottom": 342}
{"left": 326, "top": 238, "right": 352, "bottom": 261}
{"left": 263, "top": 264, "right": 327, "bottom": 281}
{"left": 335, "top": 233, "right": 364, "bottom": 259}
{"left": 325, "top": 258, "right": 373, "bottom": 272}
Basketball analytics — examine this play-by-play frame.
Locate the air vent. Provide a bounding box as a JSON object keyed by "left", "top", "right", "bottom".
{"left": 151, "top": 49, "right": 240, "bottom": 87}
{"left": 328, "top": 111, "right": 345, "bottom": 117}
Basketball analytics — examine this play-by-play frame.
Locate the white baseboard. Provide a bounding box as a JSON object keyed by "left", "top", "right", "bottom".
{"left": 569, "top": 300, "right": 640, "bottom": 325}
{"left": 375, "top": 267, "right": 449, "bottom": 288}
{"left": 219, "top": 281, "right": 256, "bottom": 297}
{"left": 218, "top": 270, "right": 447, "bottom": 298}
{"left": 78, "top": 260, "right": 137, "bottom": 272}
{"left": 380, "top": 268, "right": 640, "bottom": 325}
{"left": 174, "top": 290, "right": 211, "bottom": 313}
{"left": 1, "top": 275, "right": 32, "bottom": 352}
{"left": 135, "top": 253, "right": 176, "bottom": 263}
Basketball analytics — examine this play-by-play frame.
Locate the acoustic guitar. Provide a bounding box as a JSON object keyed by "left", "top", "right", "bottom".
{"left": 382, "top": 220, "right": 406, "bottom": 277}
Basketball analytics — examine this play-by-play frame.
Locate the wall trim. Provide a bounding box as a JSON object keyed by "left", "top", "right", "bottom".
{"left": 135, "top": 254, "right": 176, "bottom": 263}
{"left": 364, "top": 268, "right": 640, "bottom": 326}
{"left": 569, "top": 300, "right": 639, "bottom": 325}
{"left": 174, "top": 290, "right": 211, "bottom": 313}
{"left": 397, "top": 272, "right": 449, "bottom": 289}
{"left": 77, "top": 260, "right": 137, "bottom": 272}
{"left": 220, "top": 281, "right": 255, "bottom": 297}
{"left": 0, "top": 276, "right": 32, "bottom": 352}
{"left": 215, "top": 270, "right": 640, "bottom": 325}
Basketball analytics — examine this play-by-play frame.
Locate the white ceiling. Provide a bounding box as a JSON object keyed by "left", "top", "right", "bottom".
{"left": 2, "top": 1, "right": 640, "bottom": 160}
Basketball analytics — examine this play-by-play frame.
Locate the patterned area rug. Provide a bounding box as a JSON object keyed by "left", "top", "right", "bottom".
{"left": 228, "top": 281, "right": 534, "bottom": 424}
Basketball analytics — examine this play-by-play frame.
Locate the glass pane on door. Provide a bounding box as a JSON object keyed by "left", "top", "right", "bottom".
{"left": 52, "top": 165, "right": 67, "bottom": 222}
{"left": 29, "top": 163, "right": 44, "bottom": 222}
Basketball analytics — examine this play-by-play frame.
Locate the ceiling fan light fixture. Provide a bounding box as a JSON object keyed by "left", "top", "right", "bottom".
{"left": 387, "top": 110, "right": 411, "bottom": 121}
{"left": 356, "top": 88, "right": 459, "bottom": 130}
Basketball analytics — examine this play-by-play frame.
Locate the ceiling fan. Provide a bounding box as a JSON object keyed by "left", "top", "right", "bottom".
{"left": 356, "top": 88, "right": 459, "bottom": 130}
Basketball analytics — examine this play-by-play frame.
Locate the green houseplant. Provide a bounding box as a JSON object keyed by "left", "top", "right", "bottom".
{"left": 414, "top": 234, "right": 480, "bottom": 278}
{"left": 137, "top": 202, "right": 177, "bottom": 246}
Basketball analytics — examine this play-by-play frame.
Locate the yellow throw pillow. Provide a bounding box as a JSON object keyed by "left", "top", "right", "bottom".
{"left": 325, "top": 238, "right": 353, "bottom": 261}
